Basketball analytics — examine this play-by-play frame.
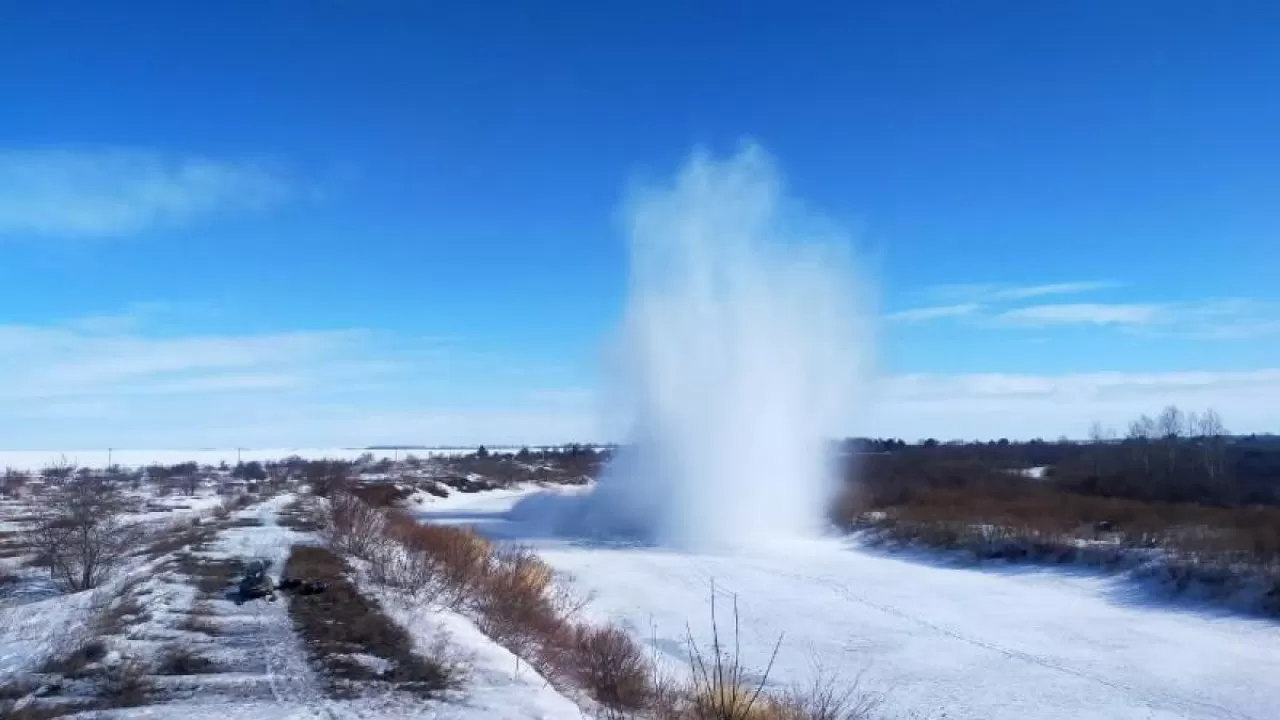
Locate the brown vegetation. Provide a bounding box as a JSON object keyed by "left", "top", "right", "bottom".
{"left": 155, "top": 645, "right": 219, "bottom": 675}
{"left": 281, "top": 543, "right": 459, "bottom": 698}
{"left": 835, "top": 407, "right": 1280, "bottom": 614}
{"left": 325, "top": 491, "right": 884, "bottom": 719}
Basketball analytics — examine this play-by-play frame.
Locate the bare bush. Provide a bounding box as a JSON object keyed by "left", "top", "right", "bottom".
{"left": 368, "top": 542, "right": 447, "bottom": 602}
{"left": 306, "top": 459, "right": 354, "bottom": 498}
{"left": 569, "top": 623, "right": 654, "bottom": 717}
{"left": 473, "top": 545, "right": 562, "bottom": 653}
{"left": 31, "top": 477, "right": 145, "bottom": 592}
{"left": 324, "top": 492, "right": 390, "bottom": 559}
{"left": 385, "top": 516, "right": 493, "bottom": 608}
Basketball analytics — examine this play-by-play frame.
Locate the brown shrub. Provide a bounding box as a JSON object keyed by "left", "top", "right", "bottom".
{"left": 568, "top": 624, "right": 653, "bottom": 715}
{"left": 386, "top": 516, "right": 493, "bottom": 607}
{"left": 324, "top": 493, "right": 389, "bottom": 560}
{"left": 474, "top": 546, "right": 565, "bottom": 654}
{"left": 350, "top": 482, "right": 413, "bottom": 508}
{"left": 368, "top": 543, "right": 446, "bottom": 602}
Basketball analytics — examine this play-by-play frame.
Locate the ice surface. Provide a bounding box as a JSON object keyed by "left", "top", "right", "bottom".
{"left": 429, "top": 486, "right": 1280, "bottom": 720}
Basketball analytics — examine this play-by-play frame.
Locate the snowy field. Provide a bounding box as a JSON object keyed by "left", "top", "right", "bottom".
{"left": 0, "top": 447, "right": 484, "bottom": 472}
{"left": 417, "top": 486, "right": 1280, "bottom": 720}
{"left": 1, "top": 492, "right": 583, "bottom": 719}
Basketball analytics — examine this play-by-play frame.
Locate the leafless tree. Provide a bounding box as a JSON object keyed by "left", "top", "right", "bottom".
{"left": 180, "top": 474, "right": 201, "bottom": 496}
{"left": 31, "top": 477, "right": 146, "bottom": 592}
{"left": 1, "top": 468, "right": 27, "bottom": 498}
{"left": 1087, "top": 422, "right": 1116, "bottom": 477}
{"left": 1157, "top": 405, "right": 1185, "bottom": 475}
{"left": 1127, "top": 414, "right": 1156, "bottom": 479}
{"left": 41, "top": 456, "right": 76, "bottom": 485}
{"left": 1196, "top": 408, "right": 1228, "bottom": 482}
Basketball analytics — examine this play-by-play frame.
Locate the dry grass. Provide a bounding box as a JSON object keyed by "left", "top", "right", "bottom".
{"left": 278, "top": 497, "right": 324, "bottom": 532}
{"left": 180, "top": 605, "right": 223, "bottom": 636}
{"left": 155, "top": 645, "right": 219, "bottom": 675}
{"left": 96, "top": 660, "right": 152, "bottom": 708}
{"left": 847, "top": 483, "right": 1280, "bottom": 568}
{"left": 144, "top": 519, "right": 219, "bottom": 559}
{"left": 175, "top": 553, "right": 245, "bottom": 597}
{"left": 282, "top": 544, "right": 460, "bottom": 698}
{"left": 38, "top": 636, "right": 108, "bottom": 678}
{"left": 336, "top": 495, "right": 889, "bottom": 719}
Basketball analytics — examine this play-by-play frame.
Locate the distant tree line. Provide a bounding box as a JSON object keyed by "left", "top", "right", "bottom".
{"left": 845, "top": 405, "right": 1280, "bottom": 507}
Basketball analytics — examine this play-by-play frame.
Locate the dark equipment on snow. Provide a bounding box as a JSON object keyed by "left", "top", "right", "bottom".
{"left": 235, "top": 559, "right": 277, "bottom": 604}
{"left": 279, "top": 577, "right": 329, "bottom": 595}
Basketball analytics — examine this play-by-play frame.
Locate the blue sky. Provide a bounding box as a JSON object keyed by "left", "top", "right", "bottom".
{"left": 1, "top": 1, "right": 1277, "bottom": 448}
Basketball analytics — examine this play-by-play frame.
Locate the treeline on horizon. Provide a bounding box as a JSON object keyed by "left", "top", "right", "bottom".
{"left": 844, "top": 405, "right": 1280, "bottom": 509}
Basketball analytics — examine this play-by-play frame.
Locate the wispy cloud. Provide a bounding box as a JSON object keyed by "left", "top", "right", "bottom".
{"left": 996, "top": 303, "right": 1163, "bottom": 326}
{"left": 884, "top": 303, "right": 981, "bottom": 323}
{"left": 888, "top": 279, "right": 1280, "bottom": 339}
{"left": 888, "top": 280, "right": 1122, "bottom": 324}
{"left": 0, "top": 147, "right": 288, "bottom": 237}
{"left": 868, "top": 369, "right": 1280, "bottom": 440}
{"left": 0, "top": 308, "right": 594, "bottom": 449}
{"left": 987, "top": 281, "right": 1122, "bottom": 301}
{"left": 0, "top": 324, "right": 377, "bottom": 401}
{"left": 918, "top": 280, "right": 1120, "bottom": 305}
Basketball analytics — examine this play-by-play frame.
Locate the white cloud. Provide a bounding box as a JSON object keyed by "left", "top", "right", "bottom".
{"left": 887, "top": 288, "right": 1280, "bottom": 338}
{"left": 996, "top": 303, "right": 1163, "bottom": 326}
{"left": 862, "top": 369, "right": 1280, "bottom": 441}
{"left": 884, "top": 303, "right": 980, "bottom": 323}
{"left": 0, "top": 147, "right": 287, "bottom": 237}
{"left": 987, "top": 281, "right": 1121, "bottom": 301}
{"left": 0, "top": 311, "right": 597, "bottom": 450}
{"left": 917, "top": 280, "right": 1119, "bottom": 305}
{"left": 2, "top": 308, "right": 1276, "bottom": 450}
{"left": 0, "top": 325, "right": 370, "bottom": 399}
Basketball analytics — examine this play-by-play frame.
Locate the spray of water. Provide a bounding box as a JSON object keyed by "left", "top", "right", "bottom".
{"left": 517, "top": 142, "right": 872, "bottom": 551}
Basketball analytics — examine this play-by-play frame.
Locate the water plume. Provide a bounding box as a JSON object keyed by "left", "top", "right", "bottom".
{"left": 518, "top": 142, "right": 872, "bottom": 551}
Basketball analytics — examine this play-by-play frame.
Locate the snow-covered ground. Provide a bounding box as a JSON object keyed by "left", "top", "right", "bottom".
{"left": 0, "top": 447, "right": 484, "bottom": 472}
{"left": 2, "top": 491, "right": 584, "bottom": 719}
{"left": 417, "top": 486, "right": 1280, "bottom": 720}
